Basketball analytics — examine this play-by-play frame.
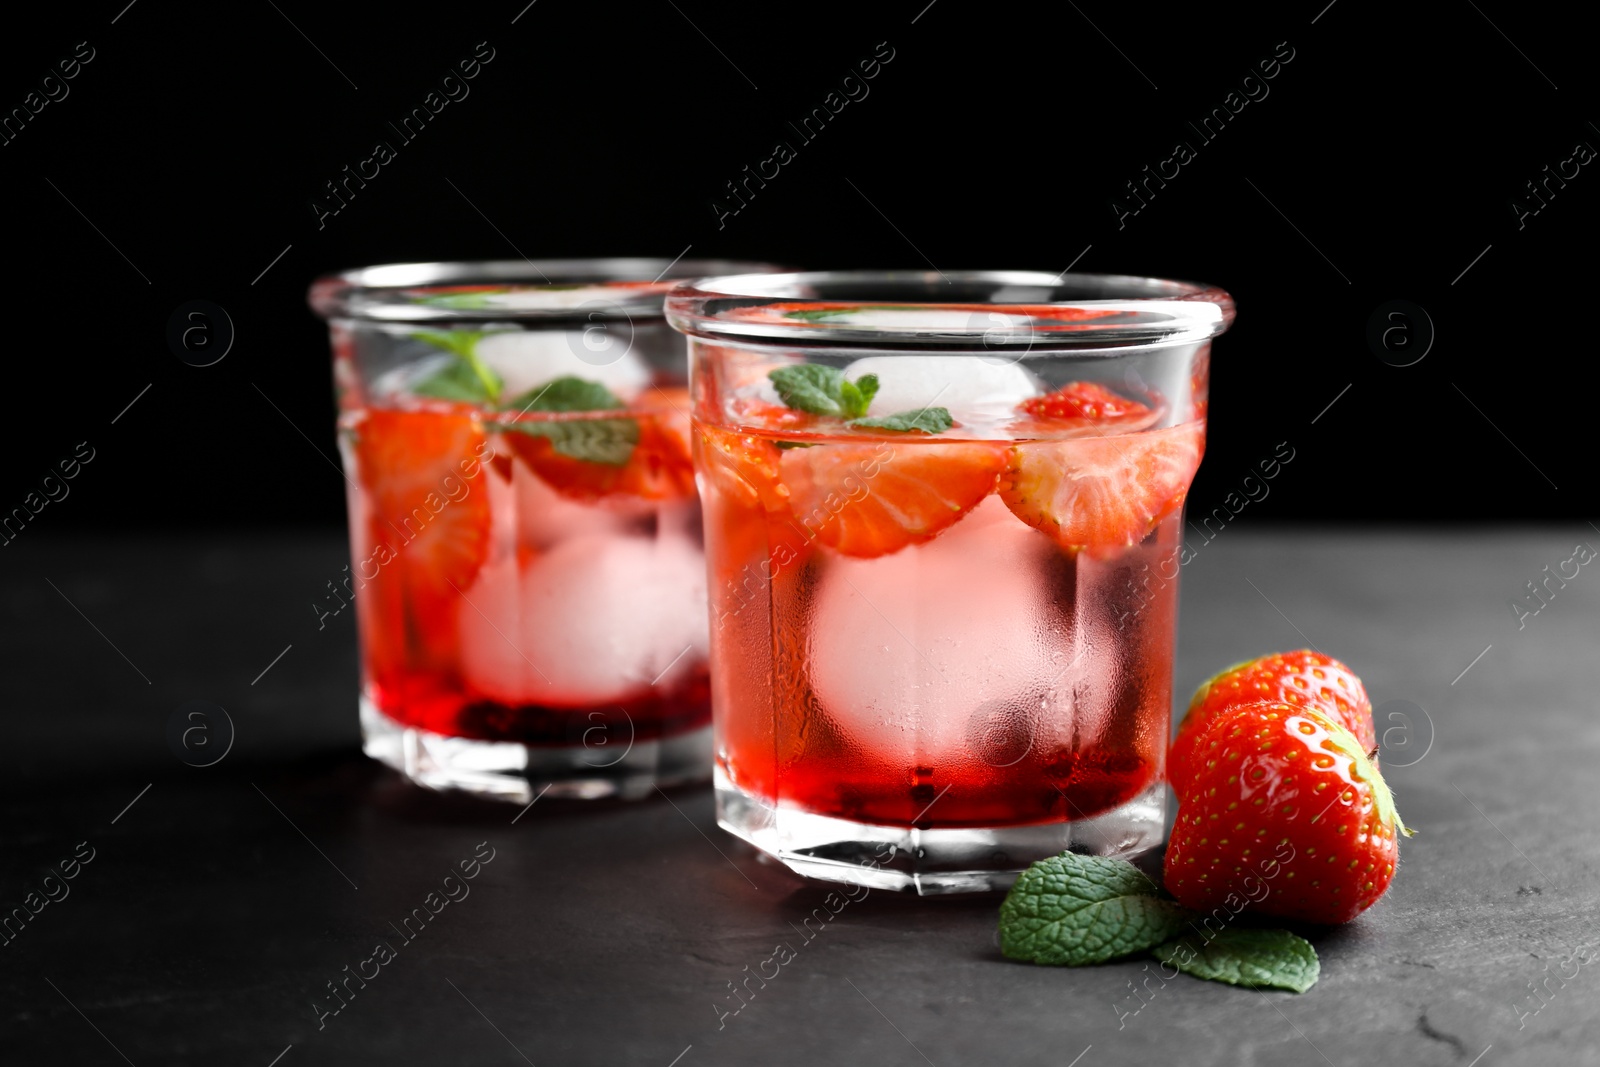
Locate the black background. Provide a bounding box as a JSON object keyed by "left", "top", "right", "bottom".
{"left": 1, "top": 0, "right": 1590, "bottom": 532}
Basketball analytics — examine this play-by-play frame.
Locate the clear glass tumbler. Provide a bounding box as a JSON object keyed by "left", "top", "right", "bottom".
{"left": 310, "top": 258, "right": 779, "bottom": 803}
{"left": 669, "top": 270, "right": 1234, "bottom": 892}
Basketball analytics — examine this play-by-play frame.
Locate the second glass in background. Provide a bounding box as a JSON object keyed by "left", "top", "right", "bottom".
{"left": 309, "top": 259, "right": 781, "bottom": 803}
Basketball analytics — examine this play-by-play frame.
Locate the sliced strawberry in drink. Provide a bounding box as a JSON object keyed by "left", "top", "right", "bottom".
{"left": 502, "top": 411, "right": 696, "bottom": 503}
{"left": 694, "top": 422, "right": 814, "bottom": 578}
{"left": 351, "top": 407, "right": 495, "bottom": 658}
{"left": 777, "top": 440, "right": 1006, "bottom": 558}
{"left": 728, "top": 395, "right": 818, "bottom": 435}
{"left": 1018, "top": 381, "right": 1154, "bottom": 427}
{"left": 999, "top": 421, "right": 1203, "bottom": 550}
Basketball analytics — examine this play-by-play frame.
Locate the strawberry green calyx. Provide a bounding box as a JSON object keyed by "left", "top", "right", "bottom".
{"left": 1313, "top": 710, "right": 1413, "bottom": 839}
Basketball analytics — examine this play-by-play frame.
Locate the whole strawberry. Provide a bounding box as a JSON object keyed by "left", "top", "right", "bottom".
{"left": 1168, "top": 650, "right": 1375, "bottom": 795}
{"left": 1163, "top": 702, "right": 1409, "bottom": 925}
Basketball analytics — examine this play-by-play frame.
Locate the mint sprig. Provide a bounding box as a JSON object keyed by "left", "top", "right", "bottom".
{"left": 505, "top": 376, "right": 625, "bottom": 414}
{"left": 411, "top": 330, "right": 503, "bottom": 403}
{"left": 412, "top": 359, "right": 499, "bottom": 403}
{"left": 1154, "top": 928, "right": 1320, "bottom": 993}
{"left": 998, "top": 852, "right": 1320, "bottom": 993}
{"left": 848, "top": 408, "right": 954, "bottom": 434}
{"left": 767, "top": 363, "right": 951, "bottom": 433}
{"left": 768, "top": 364, "right": 874, "bottom": 418}
{"left": 488, "top": 375, "right": 637, "bottom": 466}
{"left": 999, "top": 853, "right": 1194, "bottom": 966}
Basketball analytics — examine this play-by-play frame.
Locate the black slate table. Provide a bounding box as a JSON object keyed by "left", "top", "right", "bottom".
{"left": 4, "top": 529, "right": 1596, "bottom": 1066}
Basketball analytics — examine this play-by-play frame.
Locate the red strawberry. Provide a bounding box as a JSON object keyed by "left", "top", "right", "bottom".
{"left": 728, "top": 395, "right": 819, "bottom": 435}
{"left": 1018, "top": 381, "right": 1154, "bottom": 428}
{"left": 1169, "top": 650, "right": 1376, "bottom": 796}
{"left": 998, "top": 420, "right": 1203, "bottom": 550}
{"left": 694, "top": 423, "right": 816, "bottom": 590}
{"left": 775, "top": 439, "right": 1006, "bottom": 558}
{"left": 1163, "top": 702, "right": 1410, "bottom": 925}
{"left": 350, "top": 407, "right": 494, "bottom": 667}
{"left": 502, "top": 412, "right": 696, "bottom": 503}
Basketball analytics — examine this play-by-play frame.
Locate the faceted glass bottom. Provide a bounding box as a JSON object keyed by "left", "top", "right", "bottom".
{"left": 716, "top": 766, "right": 1165, "bottom": 894}
{"left": 362, "top": 695, "right": 713, "bottom": 803}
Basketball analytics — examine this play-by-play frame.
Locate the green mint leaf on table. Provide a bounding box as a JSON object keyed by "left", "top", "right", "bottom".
{"left": 410, "top": 330, "right": 502, "bottom": 403}
{"left": 489, "top": 376, "right": 637, "bottom": 466}
{"left": 999, "top": 853, "right": 1196, "bottom": 966}
{"left": 848, "top": 408, "right": 954, "bottom": 434}
{"left": 1153, "top": 928, "right": 1320, "bottom": 993}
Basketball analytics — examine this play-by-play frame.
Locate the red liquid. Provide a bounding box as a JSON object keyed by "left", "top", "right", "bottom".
{"left": 342, "top": 395, "right": 711, "bottom": 747}
{"left": 698, "top": 421, "right": 1192, "bottom": 830}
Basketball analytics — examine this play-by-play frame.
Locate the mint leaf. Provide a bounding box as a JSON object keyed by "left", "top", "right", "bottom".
{"left": 506, "top": 376, "right": 625, "bottom": 414}
{"left": 410, "top": 330, "right": 502, "bottom": 403}
{"left": 495, "top": 418, "right": 638, "bottom": 466}
{"left": 999, "top": 853, "right": 1196, "bottom": 966}
{"left": 837, "top": 378, "right": 864, "bottom": 418}
{"left": 769, "top": 364, "right": 847, "bottom": 416}
{"left": 1152, "top": 928, "right": 1320, "bottom": 993}
{"left": 414, "top": 359, "right": 497, "bottom": 403}
{"left": 854, "top": 373, "right": 880, "bottom": 411}
{"left": 837, "top": 373, "right": 881, "bottom": 419}
{"left": 770, "top": 363, "right": 908, "bottom": 422}
{"left": 848, "top": 407, "right": 954, "bottom": 434}
{"left": 411, "top": 329, "right": 482, "bottom": 359}
{"left": 491, "top": 376, "right": 635, "bottom": 466}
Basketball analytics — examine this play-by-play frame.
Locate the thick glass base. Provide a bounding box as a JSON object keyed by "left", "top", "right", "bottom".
{"left": 361, "top": 696, "right": 713, "bottom": 803}
{"left": 716, "top": 767, "right": 1165, "bottom": 895}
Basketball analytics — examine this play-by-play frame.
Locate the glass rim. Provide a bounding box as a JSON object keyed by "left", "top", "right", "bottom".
{"left": 309, "top": 257, "right": 787, "bottom": 324}
{"left": 665, "top": 269, "right": 1235, "bottom": 349}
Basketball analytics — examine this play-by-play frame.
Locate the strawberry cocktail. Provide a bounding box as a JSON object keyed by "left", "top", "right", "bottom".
{"left": 669, "top": 271, "right": 1234, "bottom": 892}
{"left": 310, "top": 259, "right": 777, "bottom": 802}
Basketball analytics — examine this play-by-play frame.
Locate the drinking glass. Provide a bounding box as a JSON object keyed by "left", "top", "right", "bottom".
{"left": 310, "top": 258, "right": 779, "bottom": 802}
{"left": 669, "top": 270, "right": 1234, "bottom": 891}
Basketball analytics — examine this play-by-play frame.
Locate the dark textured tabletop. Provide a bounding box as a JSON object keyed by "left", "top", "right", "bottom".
{"left": 4, "top": 528, "right": 1596, "bottom": 1066}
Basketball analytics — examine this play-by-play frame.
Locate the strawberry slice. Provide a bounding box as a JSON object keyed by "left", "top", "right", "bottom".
{"left": 351, "top": 407, "right": 494, "bottom": 664}
{"left": 695, "top": 422, "right": 815, "bottom": 586}
{"left": 1019, "top": 381, "right": 1154, "bottom": 426}
{"left": 999, "top": 421, "right": 1203, "bottom": 549}
{"left": 777, "top": 440, "right": 1005, "bottom": 558}
{"left": 728, "top": 395, "right": 818, "bottom": 435}
{"left": 502, "top": 412, "right": 696, "bottom": 503}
